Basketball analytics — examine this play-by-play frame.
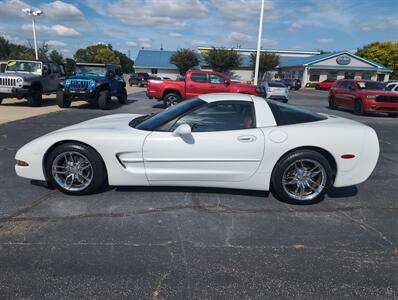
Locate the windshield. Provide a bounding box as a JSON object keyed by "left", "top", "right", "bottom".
{"left": 356, "top": 81, "right": 385, "bottom": 90}
{"left": 6, "top": 60, "right": 42, "bottom": 73}
{"left": 75, "top": 65, "right": 107, "bottom": 76}
{"left": 269, "top": 82, "right": 286, "bottom": 88}
{"left": 132, "top": 98, "right": 205, "bottom": 131}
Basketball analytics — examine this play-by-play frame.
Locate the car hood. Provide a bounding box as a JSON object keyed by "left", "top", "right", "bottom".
{"left": 54, "top": 114, "right": 143, "bottom": 133}
{"left": 67, "top": 75, "right": 106, "bottom": 81}
{"left": 357, "top": 89, "right": 396, "bottom": 96}
{"left": 1, "top": 72, "right": 41, "bottom": 80}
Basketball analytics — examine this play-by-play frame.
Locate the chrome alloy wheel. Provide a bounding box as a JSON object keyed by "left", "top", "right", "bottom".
{"left": 166, "top": 95, "right": 178, "bottom": 106}
{"left": 282, "top": 159, "right": 326, "bottom": 201}
{"left": 51, "top": 151, "right": 93, "bottom": 192}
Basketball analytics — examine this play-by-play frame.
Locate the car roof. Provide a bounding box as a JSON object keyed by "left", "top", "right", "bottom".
{"left": 199, "top": 93, "right": 253, "bottom": 102}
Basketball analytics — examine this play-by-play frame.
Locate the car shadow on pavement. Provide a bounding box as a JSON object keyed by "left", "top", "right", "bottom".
{"left": 153, "top": 103, "right": 167, "bottom": 109}
{"left": 326, "top": 185, "right": 358, "bottom": 198}
{"left": 68, "top": 99, "right": 137, "bottom": 110}
{"left": 114, "top": 185, "right": 270, "bottom": 197}
{"left": 1, "top": 98, "right": 56, "bottom": 107}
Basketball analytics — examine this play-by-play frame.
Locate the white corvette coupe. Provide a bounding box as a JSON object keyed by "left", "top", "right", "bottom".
{"left": 15, "top": 93, "right": 379, "bottom": 204}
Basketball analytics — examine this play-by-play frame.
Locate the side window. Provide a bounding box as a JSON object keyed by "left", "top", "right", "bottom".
{"left": 208, "top": 74, "right": 225, "bottom": 84}
{"left": 394, "top": 84, "right": 398, "bottom": 92}
{"left": 51, "top": 63, "right": 60, "bottom": 74}
{"left": 191, "top": 73, "right": 207, "bottom": 83}
{"left": 43, "top": 63, "right": 51, "bottom": 74}
{"left": 385, "top": 84, "right": 394, "bottom": 91}
{"left": 117, "top": 67, "right": 122, "bottom": 76}
{"left": 170, "top": 101, "right": 256, "bottom": 132}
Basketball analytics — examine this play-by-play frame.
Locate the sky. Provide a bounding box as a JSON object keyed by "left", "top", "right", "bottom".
{"left": 0, "top": 0, "right": 397, "bottom": 60}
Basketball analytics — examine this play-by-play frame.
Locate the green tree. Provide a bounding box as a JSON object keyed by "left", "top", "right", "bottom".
{"left": 204, "top": 47, "right": 241, "bottom": 73}
{"left": 65, "top": 58, "right": 76, "bottom": 74}
{"left": 93, "top": 47, "right": 120, "bottom": 64}
{"left": 49, "top": 50, "right": 63, "bottom": 63}
{"left": 250, "top": 52, "right": 279, "bottom": 80}
{"left": 114, "top": 49, "right": 134, "bottom": 73}
{"left": 170, "top": 48, "right": 200, "bottom": 75}
{"left": 0, "top": 36, "right": 11, "bottom": 59}
{"left": 356, "top": 41, "right": 398, "bottom": 79}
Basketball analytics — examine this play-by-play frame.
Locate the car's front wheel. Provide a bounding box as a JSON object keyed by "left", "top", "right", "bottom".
{"left": 27, "top": 87, "right": 42, "bottom": 107}
{"left": 98, "top": 90, "right": 112, "bottom": 110}
{"left": 45, "top": 143, "right": 107, "bottom": 195}
{"left": 354, "top": 99, "right": 364, "bottom": 115}
{"left": 56, "top": 90, "right": 71, "bottom": 108}
{"left": 271, "top": 150, "right": 332, "bottom": 205}
{"left": 328, "top": 96, "right": 337, "bottom": 109}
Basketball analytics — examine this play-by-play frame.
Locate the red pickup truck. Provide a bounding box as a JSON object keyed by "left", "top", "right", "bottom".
{"left": 328, "top": 79, "right": 398, "bottom": 117}
{"left": 146, "top": 70, "right": 262, "bottom": 106}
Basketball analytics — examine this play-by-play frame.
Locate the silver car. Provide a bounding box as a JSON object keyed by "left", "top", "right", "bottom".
{"left": 262, "top": 81, "right": 289, "bottom": 103}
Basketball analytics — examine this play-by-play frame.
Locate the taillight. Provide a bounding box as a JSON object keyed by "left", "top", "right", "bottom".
{"left": 341, "top": 154, "right": 355, "bottom": 159}
{"left": 16, "top": 160, "right": 29, "bottom": 166}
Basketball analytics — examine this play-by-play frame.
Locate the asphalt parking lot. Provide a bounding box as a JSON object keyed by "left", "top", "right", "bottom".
{"left": 0, "top": 89, "right": 397, "bottom": 299}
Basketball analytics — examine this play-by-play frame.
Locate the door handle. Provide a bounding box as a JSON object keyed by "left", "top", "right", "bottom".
{"left": 238, "top": 135, "right": 256, "bottom": 142}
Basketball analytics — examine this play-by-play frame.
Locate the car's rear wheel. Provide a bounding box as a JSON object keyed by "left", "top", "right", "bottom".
{"left": 328, "top": 96, "right": 337, "bottom": 109}
{"left": 163, "top": 92, "right": 181, "bottom": 107}
{"left": 45, "top": 143, "right": 107, "bottom": 195}
{"left": 56, "top": 90, "right": 71, "bottom": 108}
{"left": 27, "top": 87, "right": 42, "bottom": 107}
{"left": 388, "top": 113, "right": 397, "bottom": 118}
{"left": 117, "top": 87, "right": 128, "bottom": 104}
{"left": 271, "top": 150, "right": 332, "bottom": 205}
{"left": 0, "top": 98, "right": 3, "bottom": 105}
{"left": 98, "top": 90, "right": 111, "bottom": 110}
{"left": 354, "top": 99, "right": 364, "bottom": 115}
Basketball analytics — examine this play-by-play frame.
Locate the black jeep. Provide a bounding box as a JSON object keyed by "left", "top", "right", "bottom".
{"left": 0, "top": 60, "right": 64, "bottom": 106}
{"left": 57, "top": 63, "right": 127, "bottom": 110}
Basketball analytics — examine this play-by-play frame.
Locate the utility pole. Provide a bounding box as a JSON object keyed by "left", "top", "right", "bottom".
{"left": 254, "top": 0, "right": 264, "bottom": 85}
{"left": 22, "top": 8, "right": 43, "bottom": 60}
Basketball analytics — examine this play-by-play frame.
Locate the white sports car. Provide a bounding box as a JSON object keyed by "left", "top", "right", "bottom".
{"left": 15, "top": 93, "right": 379, "bottom": 204}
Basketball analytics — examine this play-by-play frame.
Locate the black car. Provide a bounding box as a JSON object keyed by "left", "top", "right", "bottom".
{"left": 129, "top": 72, "right": 150, "bottom": 87}
{"left": 280, "top": 78, "right": 302, "bottom": 90}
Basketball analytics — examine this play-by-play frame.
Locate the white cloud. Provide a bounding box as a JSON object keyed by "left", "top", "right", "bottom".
{"left": 225, "top": 32, "right": 278, "bottom": 48}
{"left": 0, "top": 0, "right": 34, "bottom": 19}
{"left": 47, "top": 40, "right": 67, "bottom": 47}
{"left": 191, "top": 40, "right": 209, "bottom": 47}
{"left": 318, "top": 38, "right": 335, "bottom": 44}
{"left": 2, "top": 34, "right": 25, "bottom": 45}
{"left": 41, "top": 1, "right": 84, "bottom": 21}
{"left": 126, "top": 41, "right": 138, "bottom": 47}
{"left": 107, "top": 0, "right": 208, "bottom": 27}
{"left": 356, "top": 16, "right": 398, "bottom": 31}
{"left": 213, "top": 0, "right": 276, "bottom": 21}
{"left": 22, "top": 24, "right": 80, "bottom": 37}
{"left": 139, "top": 37, "right": 151, "bottom": 48}
{"left": 168, "top": 32, "right": 182, "bottom": 38}
{"left": 288, "top": 22, "right": 302, "bottom": 32}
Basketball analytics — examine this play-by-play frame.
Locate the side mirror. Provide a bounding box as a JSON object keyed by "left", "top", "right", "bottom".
{"left": 172, "top": 123, "right": 191, "bottom": 137}
{"left": 42, "top": 68, "right": 49, "bottom": 76}
{"left": 107, "top": 70, "right": 115, "bottom": 78}
{"left": 225, "top": 79, "right": 231, "bottom": 86}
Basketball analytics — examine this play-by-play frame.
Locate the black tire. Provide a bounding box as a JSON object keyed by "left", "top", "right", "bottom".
{"left": 56, "top": 90, "right": 71, "bottom": 108}
{"left": 0, "top": 98, "right": 3, "bottom": 105}
{"left": 271, "top": 150, "right": 333, "bottom": 205}
{"left": 98, "top": 90, "right": 112, "bottom": 110}
{"left": 328, "top": 96, "right": 337, "bottom": 109}
{"left": 388, "top": 113, "right": 398, "bottom": 118}
{"left": 315, "top": 85, "right": 320, "bottom": 90}
{"left": 163, "top": 92, "right": 181, "bottom": 107}
{"left": 45, "top": 143, "right": 107, "bottom": 195}
{"left": 117, "top": 87, "right": 128, "bottom": 104}
{"left": 354, "top": 99, "right": 364, "bottom": 115}
{"left": 27, "top": 87, "right": 42, "bottom": 107}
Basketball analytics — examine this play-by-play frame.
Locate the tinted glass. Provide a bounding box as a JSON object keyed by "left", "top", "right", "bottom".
{"left": 268, "top": 82, "right": 286, "bottom": 87}
{"left": 385, "top": 84, "right": 395, "bottom": 91}
{"left": 191, "top": 73, "right": 207, "bottom": 83}
{"left": 208, "top": 74, "right": 225, "bottom": 84}
{"left": 267, "top": 100, "right": 327, "bottom": 126}
{"left": 170, "top": 101, "right": 256, "bottom": 132}
{"left": 356, "top": 81, "right": 385, "bottom": 90}
{"left": 133, "top": 98, "right": 205, "bottom": 131}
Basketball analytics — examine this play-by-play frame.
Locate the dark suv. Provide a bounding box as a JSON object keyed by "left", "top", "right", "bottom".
{"left": 0, "top": 60, "right": 64, "bottom": 106}
{"left": 129, "top": 72, "right": 150, "bottom": 87}
{"left": 57, "top": 63, "right": 127, "bottom": 110}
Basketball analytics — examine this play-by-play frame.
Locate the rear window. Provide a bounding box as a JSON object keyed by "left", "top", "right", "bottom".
{"left": 269, "top": 82, "right": 286, "bottom": 88}
{"left": 267, "top": 100, "right": 327, "bottom": 126}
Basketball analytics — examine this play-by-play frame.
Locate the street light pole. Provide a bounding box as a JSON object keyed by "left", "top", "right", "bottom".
{"left": 22, "top": 8, "right": 44, "bottom": 60}
{"left": 254, "top": 0, "right": 265, "bottom": 86}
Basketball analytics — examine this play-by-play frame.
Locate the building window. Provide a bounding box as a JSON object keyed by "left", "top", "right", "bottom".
{"left": 377, "top": 74, "right": 385, "bottom": 82}
{"left": 327, "top": 72, "right": 337, "bottom": 79}
{"left": 151, "top": 68, "right": 158, "bottom": 74}
{"left": 362, "top": 73, "right": 371, "bottom": 80}
{"left": 344, "top": 72, "right": 355, "bottom": 79}
{"left": 309, "top": 71, "right": 320, "bottom": 82}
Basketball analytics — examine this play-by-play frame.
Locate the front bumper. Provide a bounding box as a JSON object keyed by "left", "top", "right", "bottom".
{"left": 364, "top": 100, "right": 398, "bottom": 114}
{"left": 63, "top": 88, "right": 97, "bottom": 98}
{"left": 0, "top": 87, "right": 30, "bottom": 98}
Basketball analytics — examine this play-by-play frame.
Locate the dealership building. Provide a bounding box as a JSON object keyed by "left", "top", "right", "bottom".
{"left": 134, "top": 48, "right": 391, "bottom": 84}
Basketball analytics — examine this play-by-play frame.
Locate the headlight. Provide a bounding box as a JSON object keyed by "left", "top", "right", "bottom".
{"left": 89, "top": 80, "right": 96, "bottom": 88}
{"left": 65, "top": 79, "right": 71, "bottom": 86}
{"left": 366, "top": 95, "right": 377, "bottom": 99}
{"left": 17, "top": 77, "right": 23, "bottom": 83}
